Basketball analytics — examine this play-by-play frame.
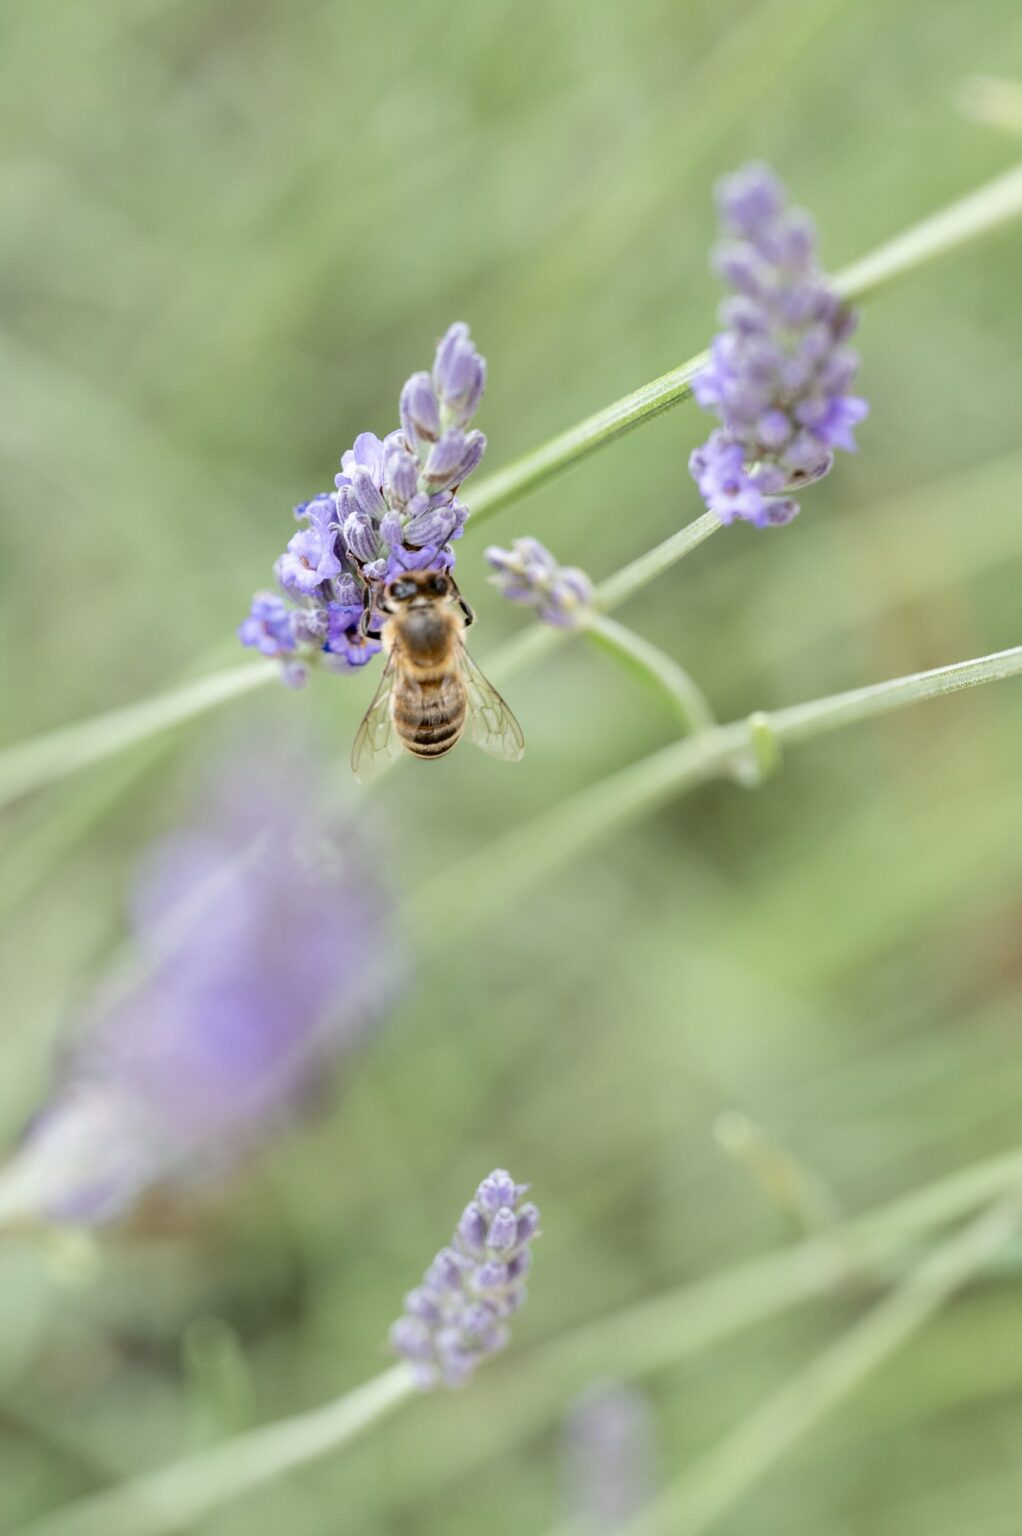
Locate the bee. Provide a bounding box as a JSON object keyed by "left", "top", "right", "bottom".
{"left": 351, "top": 569, "right": 524, "bottom": 783}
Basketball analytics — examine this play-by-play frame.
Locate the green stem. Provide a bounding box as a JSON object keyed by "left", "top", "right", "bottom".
{"left": 467, "top": 350, "right": 708, "bottom": 528}
{"left": 3, "top": 164, "right": 1022, "bottom": 808}
{"left": 0, "top": 663, "right": 277, "bottom": 815}
{"left": 21, "top": 1144, "right": 1022, "bottom": 1536}
{"left": 409, "top": 644, "right": 1022, "bottom": 938}
{"left": 16, "top": 1365, "right": 414, "bottom": 1536}
{"left": 486, "top": 512, "right": 722, "bottom": 687}
{"left": 594, "top": 511, "right": 722, "bottom": 609}
{"left": 616, "top": 1190, "right": 1022, "bottom": 1536}
{"left": 831, "top": 158, "right": 1022, "bottom": 305}
{"left": 467, "top": 161, "right": 1022, "bottom": 527}
{"left": 580, "top": 612, "right": 716, "bottom": 734}
{"left": 537, "top": 1143, "right": 1022, "bottom": 1390}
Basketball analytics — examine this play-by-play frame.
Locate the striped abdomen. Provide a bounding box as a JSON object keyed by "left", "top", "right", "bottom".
{"left": 392, "top": 668, "right": 467, "bottom": 760}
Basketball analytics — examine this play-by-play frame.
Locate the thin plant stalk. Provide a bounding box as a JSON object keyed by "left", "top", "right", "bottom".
{"left": 579, "top": 612, "right": 717, "bottom": 734}
{"left": 16, "top": 1145, "right": 1022, "bottom": 1536}
{"left": 0, "top": 663, "right": 277, "bottom": 814}
{"left": 15, "top": 1365, "right": 414, "bottom": 1536}
{"left": 3, "top": 164, "right": 1022, "bottom": 809}
{"left": 614, "top": 1189, "right": 1022, "bottom": 1536}
{"left": 467, "top": 160, "right": 1022, "bottom": 527}
{"left": 409, "top": 644, "right": 1022, "bottom": 939}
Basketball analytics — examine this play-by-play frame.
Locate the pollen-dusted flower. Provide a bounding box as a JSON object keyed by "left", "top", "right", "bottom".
{"left": 0, "top": 756, "right": 400, "bottom": 1228}
{"left": 390, "top": 1169, "right": 540, "bottom": 1389}
{"left": 689, "top": 162, "right": 868, "bottom": 528}
{"left": 241, "top": 324, "right": 487, "bottom": 685}
{"left": 485, "top": 537, "right": 594, "bottom": 629}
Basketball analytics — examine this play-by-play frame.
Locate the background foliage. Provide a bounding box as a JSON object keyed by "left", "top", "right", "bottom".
{"left": 2, "top": 1, "right": 1022, "bottom": 1531}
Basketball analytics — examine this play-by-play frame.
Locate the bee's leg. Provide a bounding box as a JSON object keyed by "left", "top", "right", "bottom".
{"left": 360, "top": 587, "right": 384, "bottom": 640}
{"left": 457, "top": 594, "right": 476, "bottom": 628}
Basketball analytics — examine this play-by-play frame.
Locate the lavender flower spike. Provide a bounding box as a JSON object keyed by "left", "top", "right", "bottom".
{"left": 241, "top": 323, "right": 488, "bottom": 684}
{"left": 0, "top": 753, "right": 399, "bottom": 1228}
{"left": 486, "top": 536, "right": 595, "bottom": 629}
{"left": 390, "top": 1169, "right": 540, "bottom": 1389}
{"left": 690, "top": 162, "right": 868, "bottom": 528}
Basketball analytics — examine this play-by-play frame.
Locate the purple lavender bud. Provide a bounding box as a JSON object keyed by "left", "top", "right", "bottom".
{"left": 383, "top": 442, "right": 420, "bottom": 507}
{"left": 332, "top": 569, "right": 363, "bottom": 609}
{"left": 390, "top": 1317, "right": 434, "bottom": 1362}
{"left": 690, "top": 162, "right": 868, "bottom": 528}
{"left": 487, "top": 1207, "right": 519, "bottom": 1252}
{"left": 238, "top": 593, "right": 297, "bottom": 657}
{"left": 782, "top": 429, "right": 833, "bottom": 478}
{"left": 486, "top": 537, "right": 595, "bottom": 630}
{"left": 756, "top": 408, "right": 793, "bottom": 451}
{"left": 715, "top": 161, "right": 786, "bottom": 235}
{"left": 477, "top": 1169, "right": 518, "bottom": 1213}
{"left": 427, "top": 1247, "right": 467, "bottom": 1293}
{"left": 378, "top": 508, "right": 405, "bottom": 554}
{"left": 457, "top": 1201, "right": 489, "bottom": 1254}
{"left": 507, "top": 1248, "right": 533, "bottom": 1281}
{"left": 390, "top": 1168, "right": 540, "bottom": 1390}
{"left": 0, "top": 755, "right": 399, "bottom": 1228}
{"left": 342, "top": 505, "right": 383, "bottom": 566}
{"left": 400, "top": 371, "right": 442, "bottom": 456}
{"left": 713, "top": 242, "right": 768, "bottom": 300}
{"left": 475, "top": 1259, "right": 510, "bottom": 1290}
{"left": 403, "top": 501, "right": 462, "bottom": 549}
{"left": 432, "top": 322, "right": 486, "bottom": 426}
{"left": 404, "top": 1287, "right": 443, "bottom": 1324}
{"left": 349, "top": 465, "right": 387, "bottom": 518}
{"left": 453, "top": 429, "right": 485, "bottom": 486}
{"left": 516, "top": 1202, "right": 540, "bottom": 1243}
{"left": 422, "top": 429, "right": 471, "bottom": 492}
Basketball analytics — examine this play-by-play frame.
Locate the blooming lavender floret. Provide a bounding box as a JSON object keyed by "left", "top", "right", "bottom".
{"left": 237, "top": 592, "right": 298, "bottom": 658}
{"left": 390, "top": 1169, "right": 539, "bottom": 1389}
{"left": 0, "top": 755, "right": 399, "bottom": 1228}
{"left": 486, "top": 537, "right": 594, "bottom": 629}
{"left": 689, "top": 162, "right": 868, "bottom": 528}
{"left": 240, "top": 323, "right": 487, "bottom": 684}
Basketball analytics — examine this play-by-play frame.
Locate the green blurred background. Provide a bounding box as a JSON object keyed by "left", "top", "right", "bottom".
{"left": 3, "top": 0, "right": 1022, "bottom": 1531}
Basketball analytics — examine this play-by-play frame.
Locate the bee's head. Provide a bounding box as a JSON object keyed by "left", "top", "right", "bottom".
{"left": 382, "top": 569, "right": 453, "bottom": 609}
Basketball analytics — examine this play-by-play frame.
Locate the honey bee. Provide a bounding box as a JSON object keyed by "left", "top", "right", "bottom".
{"left": 351, "top": 569, "right": 524, "bottom": 782}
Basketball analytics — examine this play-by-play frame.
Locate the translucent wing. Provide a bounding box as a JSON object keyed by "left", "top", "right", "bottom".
{"left": 459, "top": 642, "right": 525, "bottom": 763}
{"left": 350, "top": 655, "right": 403, "bottom": 783}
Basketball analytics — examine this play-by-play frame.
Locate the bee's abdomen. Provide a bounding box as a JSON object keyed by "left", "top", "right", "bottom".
{"left": 393, "top": 675, "right": 466, "bottom": 759}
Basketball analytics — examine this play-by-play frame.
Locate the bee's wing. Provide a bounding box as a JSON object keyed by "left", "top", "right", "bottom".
{"left": 459, "top": 642, "right": 525, "bottom": 763}
{"left": 350, "top": 654, "right": 404, "bottom": 783}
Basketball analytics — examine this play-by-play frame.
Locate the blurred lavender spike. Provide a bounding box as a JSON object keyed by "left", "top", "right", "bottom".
{"left": 390, "top": 1168, "right": 539, "bottom": 1388}
{"left": 241, "top": 323, "right": 487, "bottom": 685}
{"left": 0, "top": 757, "right": 400, "bottom": 1229}
{"left": 563, "top": 1381, "right": 660, "bottom": 1532}
{"left": 485, "top": 536, "right": 595, "bottom": 629}
{"left": 690, "top": 161, "right": 868, "bottom": 528}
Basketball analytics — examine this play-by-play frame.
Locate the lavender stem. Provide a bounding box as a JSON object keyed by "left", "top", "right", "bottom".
{"left": 14, "top": 1365, "right": 414, "bottom": 1536}
{"left": 3, "top": 166, "right": 1022, "bottom": 804}
{"left": 468, "top": 161, "right": 1022, "bottom": 527}
{"left": 614, "top": 1189, "right": 1022, "bottom": 1536}
{"left": 412, "top": 644, "right": 1022, "bottom": 939}
{"left": 580, "top": 613, "right": 717, "bottom": 736}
